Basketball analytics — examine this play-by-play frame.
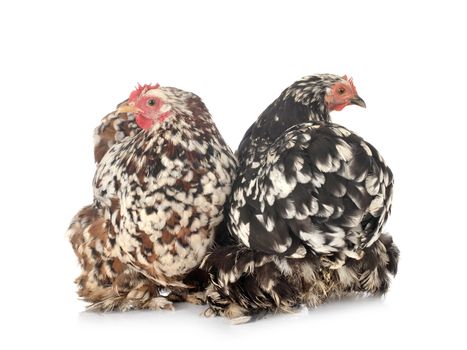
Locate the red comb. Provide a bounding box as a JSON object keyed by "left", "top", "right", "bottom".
{"left": 342, "top": 75, "right": 357, "bottom": 94}
{"left": 128, "top": 83, "right": 160, "bottom": 102}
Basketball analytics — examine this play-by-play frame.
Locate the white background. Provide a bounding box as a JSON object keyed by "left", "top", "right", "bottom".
{"left": 1, "top": 1, "right": 465, "bottom": 349}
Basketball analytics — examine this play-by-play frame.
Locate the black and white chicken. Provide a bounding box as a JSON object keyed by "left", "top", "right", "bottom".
{"left": 203, "top": 74, "right": 399, "bottom": 322}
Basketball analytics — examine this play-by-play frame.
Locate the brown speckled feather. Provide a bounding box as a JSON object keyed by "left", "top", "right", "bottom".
{"left": 93, "top": 100, "right": 140, "bottom": 164}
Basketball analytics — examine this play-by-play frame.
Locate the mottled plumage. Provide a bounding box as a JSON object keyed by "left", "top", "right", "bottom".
{"left": 93, "top": 99, "right": 139, "bottom": 164}
{"left": 203, "top": 74, "right": 399, "bottom": 322}
{"left": 69, "top": 85, "right": 237, "bottom": 311}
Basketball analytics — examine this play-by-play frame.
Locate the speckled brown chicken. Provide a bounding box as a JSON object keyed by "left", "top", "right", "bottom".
{"left": 68, "top": 84, "right": 237, "bottom": 311}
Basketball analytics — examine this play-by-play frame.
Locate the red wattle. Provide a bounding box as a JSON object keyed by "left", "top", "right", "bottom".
{"left": 135, "top": 115, "right": 154, "bottom": 130}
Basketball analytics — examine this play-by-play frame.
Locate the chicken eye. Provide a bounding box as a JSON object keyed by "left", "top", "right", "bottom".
{"left": 337, "top": 87, "right": 346, "bottom": 95}
{"left": 147, "top": 99, "right": 156, "bottom": 106}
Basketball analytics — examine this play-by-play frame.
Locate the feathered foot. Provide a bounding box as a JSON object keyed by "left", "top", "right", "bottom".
{"left": 201, "top": 245, "right": 311, "bottom": 323}
{"left": 335, "top": 233, "right": 400, "bottom": 296}
{"left": 68, "top": 205, "right": 174, "bottom": 312}
{"left": 204, "top": 300, "right": 253, "bottom": 324}
{"left": 76, "top": 268, "right": 175, "bottom": 312}
{"left": 202, "top": 235, "right": 399, "bottom": 322}
{"left": 85, "top": 270, "right": 174, "bottom": 312}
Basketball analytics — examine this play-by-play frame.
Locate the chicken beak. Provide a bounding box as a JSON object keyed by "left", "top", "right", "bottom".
{"left": 116, "top": 103, "right": 142, "bottom": 114}
{"left": 350, "top": 95, "right": 366, "bottom": 108}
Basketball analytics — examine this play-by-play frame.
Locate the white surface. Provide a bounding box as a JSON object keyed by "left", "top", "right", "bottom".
{"left": 0, "top": 1, "right": 465, "bottom": 349}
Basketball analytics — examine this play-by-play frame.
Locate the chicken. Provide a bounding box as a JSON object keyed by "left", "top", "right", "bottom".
{"left": 203, "top": 74, "right": 399, "bottom": 323}
{"left": 68, "top": 84, "right": 237, "bottom": 311}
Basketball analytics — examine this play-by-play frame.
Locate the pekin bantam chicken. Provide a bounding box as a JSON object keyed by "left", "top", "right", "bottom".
{"left": 203, "top": 74, "right": 399, "bottom": 323}
{"left": 68, "top": 84, "right": 237, "bottom": 311}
